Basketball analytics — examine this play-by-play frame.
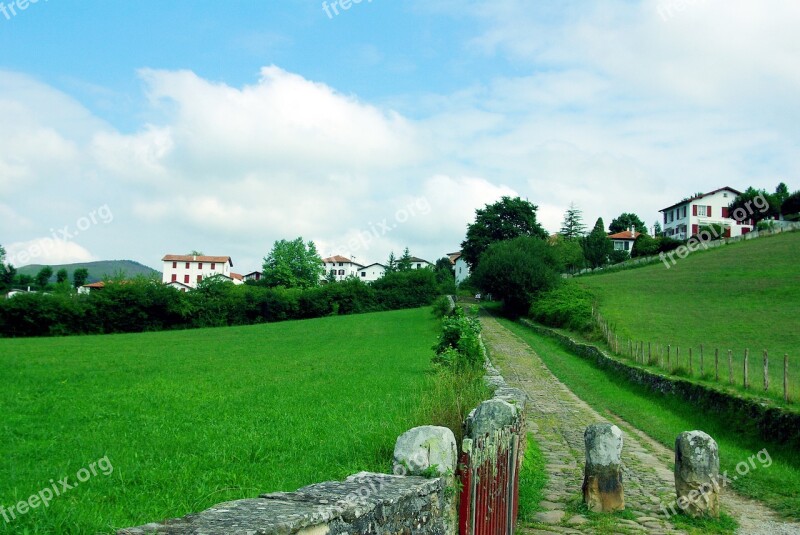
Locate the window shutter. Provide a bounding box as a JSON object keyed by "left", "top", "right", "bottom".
{"left": 692, "top": 224, "right": 699, "bottom": 235}
{"left": 707, "top": 205, "right": 712, "bottom": 217}
{"left": 722, "top": 207, "right": 729, "bottom": 218}
{"left": 692, "top": 205, "right": 697, "bottom": 216}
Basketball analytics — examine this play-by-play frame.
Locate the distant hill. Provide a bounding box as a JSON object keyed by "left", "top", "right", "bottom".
{"left": 17, "top": 260, "right": 161, "bottom": 284}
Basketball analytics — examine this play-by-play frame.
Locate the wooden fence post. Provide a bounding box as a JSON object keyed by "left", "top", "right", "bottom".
{"left": 715, "top": 348, "right": 719, "bottom": 382}
{"left": 744, "top": 349, "right": 749, "bottom": 389}
{"left": 728, "top": 350, "right": 733, "bottom": 385}
{"left": 785, "top": 354, "right": 790, "bottom": 403}
{"left": 764, "top": 350, "right": 769, "bottom": 392}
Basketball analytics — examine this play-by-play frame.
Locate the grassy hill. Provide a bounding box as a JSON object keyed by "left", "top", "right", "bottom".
{"left": 576, "top": 231, "right": 800, "bottom": 402}
{"left": 17, "top": 260, "right": 160, "bottom": 283}
{"left": 0, "top": 308, "right": 445, "bottom": 533}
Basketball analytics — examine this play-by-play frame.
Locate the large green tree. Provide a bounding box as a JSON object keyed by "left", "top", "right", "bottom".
{"left": 262, "top": 237, "right": 324, "bottom": 289}
{"left": 472, "top": 236, "right": 562, "bottom": 314}
{"left": 0, "top": 245, "right": 15, "bottom": 291}
{"left": 559, "top": 203, "right": 587, "bottom": 240}
{"left": 550, "top": 234, "right": 586, "bottom": 273}
{"left": 582, "top": 218, "right": 613, "bottom": 268}
{"left": 727, "top": 187, "right": 779, "bottom": 224}
{"left": 73, "top": 268, "right": 89, "bottom": 288}
{"left": 461, "top": 196, "right": 548, "bottom": 269}
{"left": 56, "top": 268, "right": 69, "bottom": 284}
{"left": 35, "top": 266, "right": 54, "bottom": 289}
{"left": 609, "top": 212, "right": 647, "bottom": 234}
{"left": 781, "top": 190, "right": 800, "bottom": 220}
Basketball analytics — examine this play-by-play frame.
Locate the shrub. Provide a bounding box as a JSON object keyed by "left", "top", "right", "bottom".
{"left": 781, "top": 191, "right": 800, "bottom": 220}
{"left": 431, "top": 296, "right": 453, "bottom": 318}
{"left": 631, "top": 234, "right": 659, "bottom": 258}
{"left": 530, "top": 282, "right": 595, "bottom": 331}
{"left": 372, "top": 269, "right": 439, "bottom": 310}
{"left": 658, "top": 236, "right": 684, "bottom": 253}
{"left": 697, "top": 224, "right": 727, "bottom": 240}
{"left": 433, "top": 308, "right": 482, "bottom": 372}
{"left": 608, "top": 250, "right": 629, "bottom": 264}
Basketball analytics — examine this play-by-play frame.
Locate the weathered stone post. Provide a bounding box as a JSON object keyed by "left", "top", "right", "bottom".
{"left": 393, "top": 426, "right": 458, "bottom": 534}
{"left": 674, "top": 431, "right": 720, "bottom": 518}
{"left": 582, "top": 423, "right": 625, "bottom": 512}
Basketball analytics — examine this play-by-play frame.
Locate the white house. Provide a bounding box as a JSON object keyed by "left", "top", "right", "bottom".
{"left": 448, "top": 251, "right": 471, "bottom": 286}
{"left": 608, "top": 229, "right": 640, "bottom": 255}
{"left": 358, "top": 263, "right": 386, "bottom": 282}
{"left": 161, "top": 255, "right": 233, "bottom": 289}
{"left": 410, "top": 257, "right": 433, "bottom": 270}
{"left": 78, "top": 281, "right": 105, "bottom": 295}
{"left": 243, "top": 271, "right": 262, "bottom": 282}
{"left": 660, "top": 187, "right": 754, "bottom": 240}
{"left": 322, "top": 255, "right": 364, "bottom": 281}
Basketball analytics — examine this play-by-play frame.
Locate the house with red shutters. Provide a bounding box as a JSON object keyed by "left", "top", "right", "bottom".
{"left": 659, "top": 187, "right": 754, "bottom": 241}
{"left": 161, "top": 255, "right": 244, "bottom": 289}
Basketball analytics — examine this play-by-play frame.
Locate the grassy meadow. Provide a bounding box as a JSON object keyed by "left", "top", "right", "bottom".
{"left": 576, "top": 231, "right": 800, "bottom": 402}
{"left": 496, "top": 317, "right": 800, "bottom": 526}
{"left": 0, "top": 308, "right": 446, "bottom": 533}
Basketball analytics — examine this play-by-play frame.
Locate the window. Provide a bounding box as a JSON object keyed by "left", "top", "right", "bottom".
{"left": 624, "top": 241, "right": 630, "bottom": 251}
{"left": 198, "top": 262, "right": 203, "bottom": 269}
{"left": 197, "top": 275, "right": 203, "bottom": 282}
{"left": 339, "top": 262, "right": 344, "bottom": 266}
{"left": 698, "top": 205, "right": 707, "bottom": 217}
{"left": 184, "top": 275, "right": 190, "bottom": 284}
{"left": 339, "top": 269, "right": 345, "bottom": 275}
{"left": 682, "top": 206, "right": 687, "bottom": 218}
{"left": 361, "top": 272, "right": 366, "bottom": 277}
{"left": 171, "top": 274, "right": 177, "bottom": 282}
{"left": 185, "top": 262, "right": 190, "bottom": 269}
{"left": 172, "top": 261, "right": 177, "bottom": 269}
{"left": 330, "top": 269, "right": 336, "bottom": 275}
{"left": 211, "top": 262, "right": 216, "bottom": 270}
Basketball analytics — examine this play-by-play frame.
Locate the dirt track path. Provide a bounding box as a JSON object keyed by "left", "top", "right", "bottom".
{"left": 478, "top": 313, "right": 800, "bottom": 535}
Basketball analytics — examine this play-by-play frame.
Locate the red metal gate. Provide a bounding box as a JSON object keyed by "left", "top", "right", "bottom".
{"left": 458, "top": 419, "right": 523, "bottom": 535}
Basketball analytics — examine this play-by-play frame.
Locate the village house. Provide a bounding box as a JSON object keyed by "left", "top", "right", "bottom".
{"left": 660, "top": 187, "right": 754, "bottom": 240}
{"left": 161, "top": 255, "right": 242, "bottom": 289}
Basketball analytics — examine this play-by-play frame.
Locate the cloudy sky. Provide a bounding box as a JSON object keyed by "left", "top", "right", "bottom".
{"left": 1, "top": 0, "right": 798, "bottom": 273}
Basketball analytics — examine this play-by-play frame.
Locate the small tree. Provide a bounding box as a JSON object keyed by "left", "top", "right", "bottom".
{"left": 609, "top": 213, "right": 647, "bottom": 234}
{"left": 551, "top": 234, "right": 585, "bottom": 273}
{"left": 582, "top": 218, "right": 613, "bottom": 268}
{"left": 653, "top": 221, "right": 663, "bottom": 236}
{"left": 559, "top": 203, "right": 587, "bottom": 240}
{"left": 262, "top": 237, "right": 324, "bottom": 289}
{"left": 385, "top": 252, "right": 398, "bottom": 273}
{"left": 35, "top": 266, "right": 54, "bottom": 289}
{"left": 631, "top": 234, "right": 659, "bottom": 257}
{"left": 397, "top": 247, "right": 413, "bottom": 272}
{"left": 73, "top": 268, "right": 90, "bottom": 288}
{"left": 56, "top": 268, "right": 69, "bottom": 284}
{"left": 781, "top": 190, "right": 800, "bottom": 220}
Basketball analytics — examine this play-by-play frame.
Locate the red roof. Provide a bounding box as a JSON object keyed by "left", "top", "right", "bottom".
{"left": 162, "top": 255, "right": 232, "bottom": 266}
{"left": 82, "top": 281, "right": 105, "bottom": 289}
{"left": 608, "top": 230, "right": 641, "bottom": 240}
{"left": 230, "top": 272, "right": 243, "bottom": 281}
{"left": 323, "top": 255, "right": 356, "bottom": 263}
{"left": 660, "top": 187, "right": 742, "bottom": 212}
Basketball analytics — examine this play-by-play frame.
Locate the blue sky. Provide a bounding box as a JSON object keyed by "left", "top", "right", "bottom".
{"left": 2, "top": 1, "right": 799, "bottom": 272}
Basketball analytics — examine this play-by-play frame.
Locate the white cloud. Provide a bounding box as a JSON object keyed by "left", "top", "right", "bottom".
{"left": 6, "top": 238, "right": 95, "bottom": 267}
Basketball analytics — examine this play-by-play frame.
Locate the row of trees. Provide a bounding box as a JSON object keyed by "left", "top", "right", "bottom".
{"left": 0, "top": 246, "right": 89, "bottom": 293}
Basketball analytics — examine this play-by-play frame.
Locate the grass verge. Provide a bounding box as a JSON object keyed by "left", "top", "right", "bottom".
{"left": 517, "top": 433, "right": 547, "bottom": 523}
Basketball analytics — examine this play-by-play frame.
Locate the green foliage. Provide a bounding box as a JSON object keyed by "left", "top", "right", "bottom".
{"left": 397, "top": 247, "right": 413, "bottom": 271}
{"left": 433, "top": 307, "right": 483, "bottom": 372}
{"left": 55, "top": 268, "right": 69, "bottom": 284}
{"left": 433, "top": 257, "right": 457, "bottom": 295}
{"left": 608, "top": 250, "right": 629, "bottom": 264}
{"left": 431, "top": 295, "right": 453, "bottom": 318}
{"left": 609, "top": 212, "right": 647, "bottom": 234}
{"left": 35, "top": 266, "right": 53, "bottom": 289}
{"left": 73, "top": 267, "right": 89, "bottom": 288}
{"left": 262, "top": 237, "right": 324, "bottom": 289}
{"left": 0, "top": 245, "right": 14, "bottom": 292}
{"left": 0, "top": 308, "right": 451, "bottom": 532}
{"left": 653, "top": 221, "right": 663, "bottom": 236}
{"left": 371, "top": 269, "right": 439, "bottom": 310}
{"left": 582, "top": 218, "right": 613, "bottom": 268}
{"left": 697, "top": 223, "right": 727, "bottom": 239}
{"left": 631, "top": 233, "right": 660, "bottom": 257}
{"left": 658, "top": 236, "right": 683, "bottom": 253}
{"left": 550, "top": 234, "right": 586, "bottom": 273}
{"left": 517, "top": 433, "right": 548, "bottom": 523}
{"left": 756, "top": 220, "right": 775, "bottom": 232}
{"left": 727, "top": 187, "right": 779, "bottom": 224}
{"left": 781, "top": 190, "right": 800, "bottom": 220}
{"left": 530, "top": 281, "right": 594, "bottom": 331}
{"left": 559, "top": 202, "right": 586, "bottom": 239}
{"left": 461, "top": 196, "right": 548, "bottom": 269}
{"left": 472, "top": 236, "right": 562, "bottom": 314}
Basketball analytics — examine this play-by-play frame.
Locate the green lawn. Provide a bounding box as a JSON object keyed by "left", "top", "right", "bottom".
{"left": 0, "top": 308, "right": 442, "bottom": 534}
{"left": 498, "top": 317, "right": 800, "bottom": 524}
{"left": 576, "top": 231, "right": 800, "bottom": 402}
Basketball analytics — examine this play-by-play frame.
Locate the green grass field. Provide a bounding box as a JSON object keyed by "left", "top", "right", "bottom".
{"left": 0, "top": 308, "right": 444, "bottom": 534}
{"left": 497, "top": 317, "right": 800, "bottom": 527}
{"left": 576, "top": 231, "right": 800, "bottom": 402}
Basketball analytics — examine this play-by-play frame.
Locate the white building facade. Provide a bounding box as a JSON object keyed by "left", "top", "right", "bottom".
{"left": 322, "top": 255, "right": 364, "bottom": 281}
{"left": 660, "top": 187, "right": 754, "bottom": 240}
{"left": 161, "top": 255, "right": 233, "bottom": 289}
{"left": 358, "top": 263, "right": 386, "bottom": 282}
{"left": 449, "top": 251, "right": 471, "bottom": 286}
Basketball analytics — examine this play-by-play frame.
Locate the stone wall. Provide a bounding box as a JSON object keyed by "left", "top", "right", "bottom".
{"left": 521, "top": 319, "right": 800, "bottom": 449}
{"left": 120, "top": 472, "right": 452, "bottom": 535}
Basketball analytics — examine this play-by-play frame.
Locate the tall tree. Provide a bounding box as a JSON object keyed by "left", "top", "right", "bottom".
{"left": 559, "top": 203, "right": 587, "bottom": 239}
{"left": 582, "top": 218, "right": 613, "bottom": 268}
{"left": 774, "top": 182, "right": 790, "bottom": 209}
{"left": 73, "top": 268, "right": 89, "bottom": 288}
{"left": 35, "top": 266, "right": 54, "bottom": 289}
{"left": 262, "top": 237, "right": 324, "bottom": 289}
{"left": 781, "top": 190, "right": 800, "bottom": 220}
{"left": 609, "top": 213, "right": 647, "bottom": 234}
{"left": 56, "top": 268, "right": 69, "bottom": 284}
{"left": 727, "top": 187, "right": 779, "bottom": 224}
{"left": 461, "top": 196, "right": 548, "bottom": 269}
{"left": 550, "top": 234, "right": 586, "bottom": 273}
{"left": 385, "top": 251, "right": 398, "bottom": 273}
{"left": 0, "top": 245, "right": 14, "bottom": 291}
{"left": 653, "top": 221, "right": 663, "bottom": 236}
{"left": 397, "top": 247, "right": 413, "bottom": 272}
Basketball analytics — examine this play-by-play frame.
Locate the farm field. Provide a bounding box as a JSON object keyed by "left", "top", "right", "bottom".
{"left": 576, "top": 231, "right": 800, "bottom": 402}
{"left": 0, "top": 307, "right": 441, "bottom": 533}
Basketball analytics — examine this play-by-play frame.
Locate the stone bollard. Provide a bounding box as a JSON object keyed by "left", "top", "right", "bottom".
{"left": 674, "top": 431, "right": 720, "bottom": 518}
{"left": 582, "top": 423, "right": 625, "bottom": 512}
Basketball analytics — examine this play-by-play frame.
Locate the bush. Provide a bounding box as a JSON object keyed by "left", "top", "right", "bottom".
{"left": 658, "top": 236, "right": 684, "bottom": 253}
{"left": 372, "top": 269, "right": 439, "bottom": 310}
{"left": 431, "top": 296, "right": 453, "bottom": 318}
{"left": 781, "top": 191, "right": 800, "bottom": 220}
{"left": 433, "top": 308, "right": 482, "bottom": 372}
{"left": 697, "top": 224, "right": 727, "bottom": 240}
{"left": 631, "top": 234, "right": 659, "bottom": 258}
{"left": 608, "top": 250, "right": 629, "bottom": 264}
{"left": 530, "top": 282, "right": 594, "bottom": 331}
{"left": 756, "top": 220, "right": 776, "bottom": 232}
